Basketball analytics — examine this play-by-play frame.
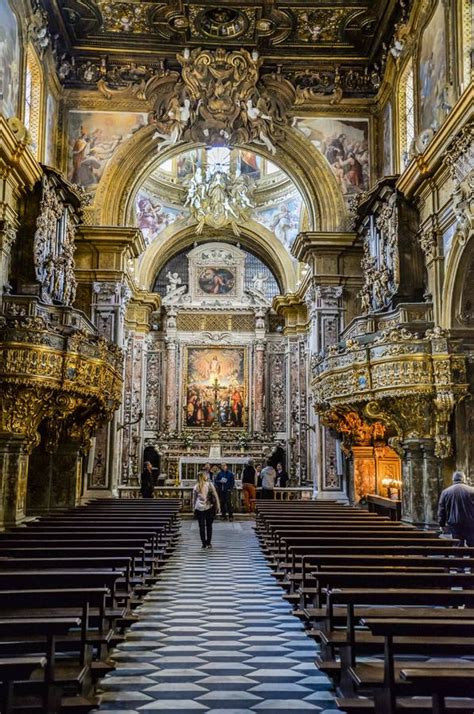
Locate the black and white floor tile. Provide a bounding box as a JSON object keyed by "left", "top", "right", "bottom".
{"left": 96, "top": 518, "right": 338, "bottom": 714}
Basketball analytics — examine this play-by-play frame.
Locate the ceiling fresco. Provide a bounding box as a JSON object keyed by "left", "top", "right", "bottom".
{"left": 42, "top": 0, "right": 410, "bottom": 97}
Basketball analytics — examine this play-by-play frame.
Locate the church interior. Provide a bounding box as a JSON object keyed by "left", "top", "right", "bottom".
{"left": 0, "top": 0, "right": 473, "bottom": 711}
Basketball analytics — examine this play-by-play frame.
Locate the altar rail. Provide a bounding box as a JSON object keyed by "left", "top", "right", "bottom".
{"left": 117, "top": 486, "right": 314, "bottom": 511}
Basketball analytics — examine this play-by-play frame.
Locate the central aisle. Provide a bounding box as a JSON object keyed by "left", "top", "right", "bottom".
{"left": 98, "top": 518, "right": 337, "bottom": 713}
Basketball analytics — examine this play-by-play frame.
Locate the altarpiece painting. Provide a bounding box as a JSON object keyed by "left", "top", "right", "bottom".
{"left": 185, "top": 347, "right": 247, "bottom": 429}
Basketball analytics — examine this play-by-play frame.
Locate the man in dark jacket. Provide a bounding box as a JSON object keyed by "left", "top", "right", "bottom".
{"left": 438, "top": 471, "right": 474, "bottom": 545}
{"left": 215, "top": 463, "right": 235, "bottom": 520}
{"left": 140, "top": 461, "right": 154, "bottom": 498}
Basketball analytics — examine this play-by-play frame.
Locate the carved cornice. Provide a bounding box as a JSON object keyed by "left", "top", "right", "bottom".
{"left": 292, "top": 231, "right": 358, "bottom": 264}
{"left": 125, "top": 290, "right": 161, "bottom": 332}
{"left": 0, "top": 115, "right": 42, "bottom": 219}
{"left": 272, "top": 293, "right": 307, "bottom": 335}
{"left": 396, "top": 83, "right": 474, "bottom": 200}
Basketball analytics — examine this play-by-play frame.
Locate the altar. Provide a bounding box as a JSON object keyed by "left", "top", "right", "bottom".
{"left": 179, "top": 456, "right": 250, "bottom": 484}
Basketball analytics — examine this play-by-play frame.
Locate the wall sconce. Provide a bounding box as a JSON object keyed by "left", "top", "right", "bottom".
{"left": 291, "top": 408, "right": 316, "bottom": 432}
{"left": 117, "top": 410, "right": 144, "bottom": 431}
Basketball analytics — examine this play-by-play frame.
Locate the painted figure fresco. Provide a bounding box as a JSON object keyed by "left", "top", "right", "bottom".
{"left": 44, "top": 93, "right": 58, "bottom": 167}
{"left": 382, "top": 102, "right": 393, "bottom": 176}
{"left": 67, "top": 111, "right": 148, "bottom": 189}
{"left": 0, "top": 0, "right": 20, "bottom": 119}
{"left": 239, "top": 150, "right": 262, "bottom": 179}
{"left": 177, "top": 148, "right": 200, "bottom": 179}
{"left": 254, "top": 194, "right": 302, "bottom": 249}
{"left": 198, "top": 267, "right": 235, "bottom": 295}
{"left": 186, "top": 348, "right": 246, "bottom": 428}
{"left": 419, "top": 0, "right": 447, "bottom": 134}
{"left": 135, "top": 190, "right": 186, "bottom": 244}
{"left": 294, "top": 116, "right": 370, "bottom": 196}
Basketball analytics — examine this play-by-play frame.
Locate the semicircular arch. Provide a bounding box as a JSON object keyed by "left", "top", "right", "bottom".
{"left": 442, "top": 232, "right": 474, "bottom": 329}
{"left": 93, "top": 124, "right": 347, "bottom": 233}
{"left": 135, "top": 219, "right": 297, "bottom": 294}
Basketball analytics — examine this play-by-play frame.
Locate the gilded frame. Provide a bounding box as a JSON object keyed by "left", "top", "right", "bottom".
{"left": 182, "top": 345, "right": 248, "bottom": 431}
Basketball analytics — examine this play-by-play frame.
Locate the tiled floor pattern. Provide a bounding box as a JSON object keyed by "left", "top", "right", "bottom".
{"left": 96, "top": 517, "right": 338, "bottom": 714}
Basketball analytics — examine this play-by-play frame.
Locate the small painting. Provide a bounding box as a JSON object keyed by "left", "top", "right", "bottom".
{"left": 382, "top": 102, "right": 393, "bottom": 176}
{"left": 0, "top": 0, "right": 20, "bottom": 119}
{"left": 294, "top": 116, "right": 370, "bottom": 197}
{"left": 67, "top": 110, "right": 148, "bottom": 189}
{"left": 239, "top": 150, "right": 261, "bottom": 179}
{"left": 177, "top": 148, "right": 201, "bottom": 180}
{"left": 44, "top": 92, "right": 58, "bottom": 167}
{"left": 419, "top": 0, "right": 448, "bottom": 134}
{"left": 254, "top": 193, "right": 302, "bottom": 249}
{"left": 185, "top": 348, "right": 246, "bottom": 428}
{"left": 135, "top": 190, "right": 187, "bottom": 244}
{"left": 198, "top": 267, "right": 236, "bottom": 296}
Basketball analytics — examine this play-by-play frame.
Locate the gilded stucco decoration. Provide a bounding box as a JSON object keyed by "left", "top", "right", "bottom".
{"left": 96, "top": 0, "right": 151, "bottom": 33}
{"left": 294, "top": 8, "right": 351, "bottom": 43}
{"left": 312, "top": 325, "right": 468, "bottom": 460}
{"left": 0, "top": 311, "right": 123, "bottom": 452}
{"left": 148, "top": 47, "right": 295, "bottom": 153}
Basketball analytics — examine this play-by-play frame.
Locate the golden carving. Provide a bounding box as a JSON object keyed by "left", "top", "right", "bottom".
{"left": 147, "top": 47, "right": 295, "bottom": 153}
{"left": 0, "top": 314, "right": 123, "bottom": 451}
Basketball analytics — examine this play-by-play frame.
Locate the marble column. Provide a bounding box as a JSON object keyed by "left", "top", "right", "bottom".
{"left": 165, "top": 338, "right": 178, "bottom": 432}
{"left": 253, "top": 339, "right": 266, "bottom": 435}
{"left": 0, "top": 436, "right": 30, "bottom": 527}
{"left": 86, "top": 281, "right": 129, "bottom": 494}
{"left": 402, "top": 438, "right": 432, "bottom": 525}
{"left": 307, "top": 284, "right": 345, "bottom": 499}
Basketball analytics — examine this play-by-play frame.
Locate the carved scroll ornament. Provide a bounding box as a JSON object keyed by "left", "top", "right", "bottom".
{"left": 148, "top": 47, "right": 295, "bottom": 153}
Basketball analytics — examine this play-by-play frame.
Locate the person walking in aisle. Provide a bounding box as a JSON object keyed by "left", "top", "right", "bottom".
{"left": 438, "top": 471, "right": 474, "bottom": 546}
{"left": 215, "top": 463, "right": 235, "bottom": 520}
{"left": 260, "top": 460, "right": 276, "bottom": 499}
{"left": 140, "top": 461, "right": 154, "bottom": 498}
{"left": 242, "top": 459, "right": 257, "bottom": 513}
{"left": 193, "top": 471, "right": 221, "bottom": 549}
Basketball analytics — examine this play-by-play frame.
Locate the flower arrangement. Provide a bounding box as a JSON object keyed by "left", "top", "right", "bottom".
{"left": 237, "top": 431, "right": 250, "bottom": 449}
{"left": 182, "top": 432, "right": 194, "bottom": 449}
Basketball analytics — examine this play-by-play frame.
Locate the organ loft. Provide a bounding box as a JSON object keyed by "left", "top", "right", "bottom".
{"left": 0, "top": 0, "right": 473, "bottom": 712}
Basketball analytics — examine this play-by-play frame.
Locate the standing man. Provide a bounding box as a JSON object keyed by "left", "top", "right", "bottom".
{"left": 215, "top": 463, "right": 235, "bottom": 520}
{"left": 438, "top": 471, "right": 474, "bottom": 546}
{"left": 140, "top": 461, "right": 154, "bottom": 499}
{"left": 275, "top": 462, "right": 288, "bottom": 488}
{"left": 260, "top": 460, "right": 276, "bottom": 500}
{"left": 242, "top": 459, "right": 257, "bottom": 513}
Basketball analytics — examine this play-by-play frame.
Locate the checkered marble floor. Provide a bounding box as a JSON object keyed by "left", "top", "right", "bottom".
{"left": 95, "top": 517, "right": 338, "bottom": 714}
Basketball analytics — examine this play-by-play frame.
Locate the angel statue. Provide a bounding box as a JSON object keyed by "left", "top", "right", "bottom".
{"left": 252, "top": 272, "right": 268, "bottom": 295}
{"left": 245, "top": 97, "right": 276, "bottom": 154}
{"left": 153, "top": 96, "right": 191, "bottom": 151}
{"left": 166, "top": 271, "right": 182, "bottom": 294}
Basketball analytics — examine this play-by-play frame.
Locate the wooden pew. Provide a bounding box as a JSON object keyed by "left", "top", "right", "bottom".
{"left": 0, "top": 656, "right": 46, "bottom": 714}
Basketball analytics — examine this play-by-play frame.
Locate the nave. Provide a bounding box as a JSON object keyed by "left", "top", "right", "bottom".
{"left": 97, "top": 518, "right": 337, "bottom": 713}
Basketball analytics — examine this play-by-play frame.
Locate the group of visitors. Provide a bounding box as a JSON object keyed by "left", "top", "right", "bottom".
{"left": 192, "top": 459, "right": 288, "bottom": 549}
